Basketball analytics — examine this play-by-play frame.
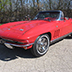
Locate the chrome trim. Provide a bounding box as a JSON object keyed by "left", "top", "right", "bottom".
{"left": 4, "top": 43, "right": 34, "bottom": 47}
{"left": 50, "top": 32, "right": 72, "bottom": 44}
{"left": 20, "top": 29, "right": 24, "bottom": 31}
{"left": 57, "top": 10, "right": 64, "bottom": 21}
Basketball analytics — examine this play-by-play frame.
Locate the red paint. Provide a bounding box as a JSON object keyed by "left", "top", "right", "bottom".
{"left": 0, "top": 18, "right": 72, "bottom": 49}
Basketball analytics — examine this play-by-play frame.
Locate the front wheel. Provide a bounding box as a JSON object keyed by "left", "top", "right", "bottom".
{"left": 31, "top": 34, "right": 50, "bottom": 57}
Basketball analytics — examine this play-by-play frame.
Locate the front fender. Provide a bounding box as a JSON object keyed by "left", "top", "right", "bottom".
{"left": 20, "top": 23, "right": 55, "bottom": 43}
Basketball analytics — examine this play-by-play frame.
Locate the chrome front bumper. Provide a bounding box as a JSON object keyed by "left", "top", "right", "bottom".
{"left": 0, "top": 39, "right": 34, "bottom": 49}
{"left": 4, "top": 43, "right": 34, "bottom": 47}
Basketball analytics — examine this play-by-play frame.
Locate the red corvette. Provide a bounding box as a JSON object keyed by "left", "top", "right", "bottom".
{"left": 0, "top": 10, "right": 72, "bottom": 56}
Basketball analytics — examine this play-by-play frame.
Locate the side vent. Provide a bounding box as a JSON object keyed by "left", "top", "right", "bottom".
{"left": 53, "top": 29, "right": 60, "bottom": 38}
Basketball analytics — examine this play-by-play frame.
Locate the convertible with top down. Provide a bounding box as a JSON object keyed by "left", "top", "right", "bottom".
{"left": 0, "top": 10, "right": 72, "bottom": 56}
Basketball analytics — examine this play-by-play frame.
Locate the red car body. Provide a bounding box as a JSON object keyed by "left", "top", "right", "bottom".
{"left": 0, "top": 10, "right": 72, "bottom": 56}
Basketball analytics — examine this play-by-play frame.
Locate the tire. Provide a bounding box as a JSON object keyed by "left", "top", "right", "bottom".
{"left": 31, "top": 34, "right": 50, "bottom": 57}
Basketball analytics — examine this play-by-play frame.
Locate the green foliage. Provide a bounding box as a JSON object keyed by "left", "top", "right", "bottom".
{"left": 0, "top": 24, "right": 2, "bottom": 26}
{"left": 0, "top": 0, "right": 72, "bottom": 23}
{"left": 0, "top": 0, "right": 10, "bottom": 11}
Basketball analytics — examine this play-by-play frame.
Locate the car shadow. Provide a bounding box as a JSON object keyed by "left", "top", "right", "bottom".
{"left": 0, "top": 44, "right": 37, "bottom": 61}
{"left": 65, "top": 35, "right": 72, "bottom": 39}
{"left": 0, "top": 36, "right": 72, "bottom": 61}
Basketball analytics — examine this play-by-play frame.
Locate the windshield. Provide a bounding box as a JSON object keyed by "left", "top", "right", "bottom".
{"left": 33, "top": 12, "right": 60, "bottom": 21}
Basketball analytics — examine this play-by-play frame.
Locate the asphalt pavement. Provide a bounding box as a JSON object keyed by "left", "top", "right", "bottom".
{"left": 0, "top": 36, "right": 72, "bottom": 72}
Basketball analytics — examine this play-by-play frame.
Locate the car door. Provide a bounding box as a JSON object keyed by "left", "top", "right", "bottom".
{"left": 57, "top": 19, "right": 72, "bottom": 37}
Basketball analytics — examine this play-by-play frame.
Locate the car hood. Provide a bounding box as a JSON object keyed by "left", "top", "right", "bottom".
{"left": 1, "top": 20, "right": 48, "bottom": 34}
{"left": 0, "top": 20, "right": 49, "bottom": 39}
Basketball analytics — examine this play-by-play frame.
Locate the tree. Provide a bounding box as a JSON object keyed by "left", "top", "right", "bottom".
{"left": 0, "top": 0, "right": 10, "bottom": 23}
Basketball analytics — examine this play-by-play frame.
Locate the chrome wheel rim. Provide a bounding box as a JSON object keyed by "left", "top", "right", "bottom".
{"left": 36, "top": 35, "right": 49, "bottom": 55}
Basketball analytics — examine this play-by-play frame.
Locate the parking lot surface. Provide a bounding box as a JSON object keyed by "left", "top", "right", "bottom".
{"left": 0, "top": 37, "right": 72, "bottom": 72}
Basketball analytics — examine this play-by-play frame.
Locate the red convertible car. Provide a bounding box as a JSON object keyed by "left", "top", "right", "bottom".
{"left": 0, "top": 10, "right": 72, "bottom": 56}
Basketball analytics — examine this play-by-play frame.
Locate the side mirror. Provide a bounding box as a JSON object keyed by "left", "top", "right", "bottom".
{"left": 65, "top": 17, "right": 69, "bottom": 20}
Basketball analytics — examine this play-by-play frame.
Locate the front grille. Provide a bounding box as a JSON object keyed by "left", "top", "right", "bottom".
{"left": 2, "top": 38, "right": 24, "bottom": 44}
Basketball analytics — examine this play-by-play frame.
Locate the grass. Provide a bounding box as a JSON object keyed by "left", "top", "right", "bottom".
{"left": 0, "top": 24, "right": 2, "bottom": 26}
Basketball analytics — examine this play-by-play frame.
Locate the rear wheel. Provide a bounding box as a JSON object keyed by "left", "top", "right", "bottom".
{"left": 31, "top": 34, "right": 50, "bottom": 57}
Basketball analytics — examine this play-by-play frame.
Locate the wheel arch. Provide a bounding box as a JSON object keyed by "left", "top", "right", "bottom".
{"left": 47, "top": 32, "right": 51, "bottom": 40}
{"left": 40, "top": 32, "right": 52, "bottom": 41}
